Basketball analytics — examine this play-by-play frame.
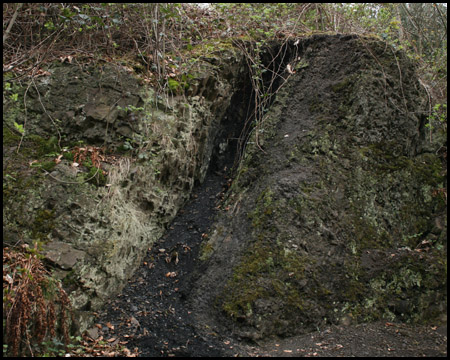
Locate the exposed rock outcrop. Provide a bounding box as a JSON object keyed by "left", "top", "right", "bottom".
{"left": 3, "top": 34, "right": 446, "bottom": 338}
{"left": 191, "top": 34, "right": 447, "bottom": 340}
{"left": 3, "top": 46, "right": 248, "bottom": 330}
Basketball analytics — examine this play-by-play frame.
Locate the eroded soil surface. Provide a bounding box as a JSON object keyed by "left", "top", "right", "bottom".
{"left": 96, "top": 167, "right": 239, "bottom": 357}
{"left": 95, "top": 167, "right": 447, "bottom": 357}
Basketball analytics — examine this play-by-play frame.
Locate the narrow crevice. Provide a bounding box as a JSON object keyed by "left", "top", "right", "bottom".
{"left": 97, "top": 47, "right": 298, "bottom": 356}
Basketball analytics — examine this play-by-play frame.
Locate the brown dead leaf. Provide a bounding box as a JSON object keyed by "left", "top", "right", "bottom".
{"left": 4, "top": 274, "right": 13, "bottom": 285}
{"left": 54, "top": 154, "right": 63, "bottom": 164}
{"left": 106, "top": 322, "right": 114, "bottom": 330}
{"left": 107, "top": 337, "right": 117, "bottom": 343}
{"left": 130, "top": 316, "right": 140, "bottom": 328}
{"left": 286, "top": 63, "right": 296, "bottom": 74}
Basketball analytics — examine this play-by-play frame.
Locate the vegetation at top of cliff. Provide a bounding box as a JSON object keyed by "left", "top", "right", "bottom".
{"left": 3, "top": 4, "right": 446, "bottom": 152}
{"left": 3, "top": 3, "right": 446, "bottom": 102}
{"left": 3, "top": 4, "right": 446, "bottom": 179}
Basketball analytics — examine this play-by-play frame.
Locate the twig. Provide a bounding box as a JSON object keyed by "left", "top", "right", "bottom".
{"left": 3, "top": 3, "right": 23, "bottom": 46}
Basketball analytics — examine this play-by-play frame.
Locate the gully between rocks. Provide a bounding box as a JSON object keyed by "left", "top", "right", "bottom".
{"left": 96, "top": 162, "right": 241, "bottom": 357}
{"left": 93, "top": 85, "right": 250, "bottom": 355}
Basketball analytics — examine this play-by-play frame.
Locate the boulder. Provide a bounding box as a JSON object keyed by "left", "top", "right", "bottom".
{"left": 192, "top": 34, "right": 447, "bottom": 340}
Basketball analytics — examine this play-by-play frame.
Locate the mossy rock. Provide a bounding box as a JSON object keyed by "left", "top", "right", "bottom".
{"left": 189, "top": 34, "right": 447, "bottom": 341}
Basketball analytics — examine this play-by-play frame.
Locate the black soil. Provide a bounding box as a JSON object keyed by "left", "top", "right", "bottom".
{"left": 96, "top": 164, "right": 241, "bottom": 357}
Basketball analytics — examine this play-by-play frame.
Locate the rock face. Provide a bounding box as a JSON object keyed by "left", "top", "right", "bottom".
{"left": 3, "top": 34, "right": 446, "bottom": 338}
{"left": 3, "top": 47, "right": 248, "bottom": 330}
{"left": 192, "top": 35, "right": 447, "bottom": 340}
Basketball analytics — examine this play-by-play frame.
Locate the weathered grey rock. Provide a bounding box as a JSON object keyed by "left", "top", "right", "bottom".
{"left": 3, "top": 47, "right": 246, "bottom": 331}
{"left": 43, "top": 241, "right": 86, "bottom": 270}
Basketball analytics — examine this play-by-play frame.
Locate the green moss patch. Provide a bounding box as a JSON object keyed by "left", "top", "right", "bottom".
{"left": 219, "top": 240, "right": 316, "bottom": 332}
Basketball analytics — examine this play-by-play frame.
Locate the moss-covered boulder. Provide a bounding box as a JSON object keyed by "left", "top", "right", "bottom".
{"left": 192, "top": 34, "right": 446, "bottom": 340}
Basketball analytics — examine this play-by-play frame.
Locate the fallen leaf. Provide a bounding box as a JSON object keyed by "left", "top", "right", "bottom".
{"left": 286, "top": 63, "right": 296, "bottom": 74}
{"left": 55, "top": 154, "right": 63, "bottom": 164}
{"left": 106, "top": 322, "right": 114, "bottom": 330}
{"left": 107, "top": 337, "right": 116, "bottom": 343}
{"left": 4, "top": 274, "right": 13, "bottom": 285}
{"left": 130, "top": 316, "right": 140, "bottom": 327}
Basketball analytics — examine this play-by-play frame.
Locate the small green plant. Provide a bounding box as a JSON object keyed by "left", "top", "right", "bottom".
{"left": 426, "top": 103, "right": 447, "bottom": 129}
{"left": 117, "top": 105, "right": 144, "bottom": 113}
{"left": 425, "top": 103, "right": 447, "bottom": 142}
{"left": 167, "top": 73, "right": 192, "bottom": 94}
{"left": 13, "top": 121, "right": 25, "bottom": 134}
